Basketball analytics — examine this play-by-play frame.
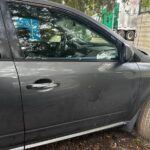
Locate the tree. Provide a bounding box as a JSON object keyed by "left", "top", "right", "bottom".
{"left": 141, "top": 0, "right": 150, "bottom": 11}
{"left": 49, "top": 0, "right": 128, "bottom": 15}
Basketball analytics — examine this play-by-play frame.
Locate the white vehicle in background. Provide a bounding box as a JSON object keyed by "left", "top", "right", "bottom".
{"left": 92, "top": 0, "right": 140, "bottom": 41}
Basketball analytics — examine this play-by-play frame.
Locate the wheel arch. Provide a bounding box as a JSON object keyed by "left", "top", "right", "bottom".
{"left": 123, "top": 91, "right": 150, "bottom": 132}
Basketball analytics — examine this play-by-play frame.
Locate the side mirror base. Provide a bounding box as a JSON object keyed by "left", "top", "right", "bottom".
{"left": 122, "top": 44, "right": 134, "bottom": 62}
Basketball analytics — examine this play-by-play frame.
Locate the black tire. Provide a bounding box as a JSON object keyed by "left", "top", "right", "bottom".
{"left": 118, "top": 30, "right": 125, "bottom": 39}
{"left": 137, "top": 100, "right": 150, "bottom": 141}
{"left": 125, "top": 31, "right": 135, "bottom": 41}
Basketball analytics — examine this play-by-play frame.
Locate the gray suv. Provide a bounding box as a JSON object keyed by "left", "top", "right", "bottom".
{"left": 0, "top": 0, "right": 150, "bottom": 149}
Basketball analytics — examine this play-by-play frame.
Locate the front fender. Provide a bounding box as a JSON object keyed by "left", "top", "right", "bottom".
{"left": 133, "top": 63, "right": 150, "bottom": 114}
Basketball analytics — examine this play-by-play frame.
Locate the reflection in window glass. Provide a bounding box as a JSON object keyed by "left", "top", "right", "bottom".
{"left": 8, "top": 2, "right": 119, "bottom": 61}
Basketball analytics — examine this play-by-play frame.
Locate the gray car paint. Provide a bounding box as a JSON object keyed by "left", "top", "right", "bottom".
{"left": 0, "top": 62, "right": 24, "bottom": 150}
{"left": 0, "top": 0, "right": 150, "bottom": 149}
{"left": 0, "top": 6, "right": 24, "bottom": 150}
{"left": 15, "top": 61, "right": 140, "bottom": 144}
{"left": 4, "top": 0, "right": 141, "bottom": 145}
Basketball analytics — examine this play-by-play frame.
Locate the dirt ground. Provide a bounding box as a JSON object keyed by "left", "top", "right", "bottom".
{"left": 32, "top": 128, "right": 150, "bottom": 150}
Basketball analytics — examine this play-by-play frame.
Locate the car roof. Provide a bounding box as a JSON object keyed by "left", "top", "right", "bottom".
{"left": 6, "top": 0, "right": 128, "bottom": 45}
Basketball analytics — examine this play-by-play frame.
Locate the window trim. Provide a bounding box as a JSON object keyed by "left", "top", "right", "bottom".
{"left": 14, "top": 58, "right": 119, "bottom": 63}
{"left": 6, "top": 1, "right": 123, "bottom": 63}
{"left": 0, "top": 5, "right": 12, "bottom": 60}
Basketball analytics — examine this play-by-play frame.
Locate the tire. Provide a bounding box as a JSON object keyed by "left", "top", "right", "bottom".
{"left": 137, "top": 100, "right": 150, "bottom": 141}
{"left": 125, "top": 31, "right": 135, "bottom": 41}
{"left": 118, "top": 30, "right": 125, "bottom": 39}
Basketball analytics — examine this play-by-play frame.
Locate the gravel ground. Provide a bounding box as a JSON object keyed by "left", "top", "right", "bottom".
{"left": 31, "top": 128, "right": 150, "bottom": 150}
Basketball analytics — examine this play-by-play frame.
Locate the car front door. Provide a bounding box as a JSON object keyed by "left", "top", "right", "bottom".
{"left": 6, "top": 1, "right": 140, "bottom": 146}
{"left": 0, "top": 1, "right": 24, "bottom": 149}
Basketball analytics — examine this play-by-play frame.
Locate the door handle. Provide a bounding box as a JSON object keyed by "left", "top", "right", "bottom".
{"left": 26, "top": 79, "right": 59, "bottom": 90}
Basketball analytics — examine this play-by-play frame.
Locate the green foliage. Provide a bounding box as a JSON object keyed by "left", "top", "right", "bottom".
{"left": 141, "top": 0, "right": 150, "bottom": 10}
{"left": 49, "top": 0, "right": 128, "bottom": 15}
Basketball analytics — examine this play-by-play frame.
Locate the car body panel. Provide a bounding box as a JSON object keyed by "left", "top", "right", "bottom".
{"left": 25, "top": 122, "right": 126, "bottom": 149}
{"left": 14, "top": 61, "right": 140, "bottom": 145}
{"left": 0, "top": 0, "right": 150, "bottom": 149}
{"left": 0, "top": 61, "right": 24, "bottom": 150}
{"left": 134, "top": 63, "right": 150, "bottom": 112}
{"left": 0, "top": 2, "right": 24, "bottom": 149}
{"left": 4, "top": 0, "right": 141, "bottom": 147}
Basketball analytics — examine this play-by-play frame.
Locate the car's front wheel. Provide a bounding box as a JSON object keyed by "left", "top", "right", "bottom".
{"left": 137, "top": 100, "right": 150, "bottom": 141}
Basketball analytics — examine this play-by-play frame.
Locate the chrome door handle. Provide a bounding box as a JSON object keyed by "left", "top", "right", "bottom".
{"left": 26, "top": 82, "right": 59, "bottom": 90}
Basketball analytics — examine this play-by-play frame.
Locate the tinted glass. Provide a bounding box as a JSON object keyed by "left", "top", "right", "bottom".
{"left": 8, "top": 2, "right": 119, "bottom": 61}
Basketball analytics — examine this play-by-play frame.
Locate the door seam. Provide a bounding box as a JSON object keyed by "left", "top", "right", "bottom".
{"left": 0, "top": 1, "right": 25, "bottom": 149}
{"left": 13, "top": 62, "right": 26, "bottom": 150}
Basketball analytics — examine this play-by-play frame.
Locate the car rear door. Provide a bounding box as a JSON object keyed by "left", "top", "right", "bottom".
{"left": 6, "top": 0, "right": 140, "bottom": 147}
{"left": 0, "top": 1, "right": 24, "bottom": 149}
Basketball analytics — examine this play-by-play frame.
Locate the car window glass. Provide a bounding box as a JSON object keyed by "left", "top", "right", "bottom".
{"left": 7, "top": 2, "right": 119, "bottom": 61}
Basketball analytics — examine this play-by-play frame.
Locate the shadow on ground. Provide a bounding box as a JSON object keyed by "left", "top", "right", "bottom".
{"left": 32, "top": 128, "right": 150, "bottom": 150}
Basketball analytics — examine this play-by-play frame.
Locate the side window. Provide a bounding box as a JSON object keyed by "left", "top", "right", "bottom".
{"left": 7, "top": 2, "right": 119, "bottom": 61}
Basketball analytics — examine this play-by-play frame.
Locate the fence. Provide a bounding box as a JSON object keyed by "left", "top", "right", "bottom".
{"left": 134, "top": 13, "right": 150, "bottom": 54}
